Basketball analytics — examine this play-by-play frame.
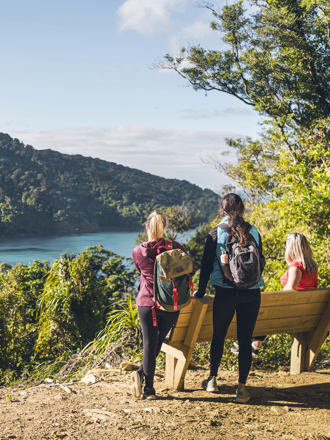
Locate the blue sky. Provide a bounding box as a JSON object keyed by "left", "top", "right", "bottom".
{"left": 1, "top": 0, "right": 260, "bottom": 190}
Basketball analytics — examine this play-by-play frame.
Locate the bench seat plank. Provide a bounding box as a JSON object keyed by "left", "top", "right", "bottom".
{"left": 174, "top": 302, "right": 326, "bottom": 329}
{"left": 177, "top": 290, "right": 330, "bottom": 315}
{"left": 174, "top": 297, "right": 213, "bottom": 315}
{"left": 170, "top": 315, "right": 321, "bottom": 343}
{"left": 260, "top": 289, "right": 330, "bottom": 306}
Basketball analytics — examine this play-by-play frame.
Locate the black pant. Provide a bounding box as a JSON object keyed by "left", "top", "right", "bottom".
{"left": 138, "top": 306, "right": 179, "bottom": 389}
{"left": 210, "top": 287, "right": 261, "bottom": 384}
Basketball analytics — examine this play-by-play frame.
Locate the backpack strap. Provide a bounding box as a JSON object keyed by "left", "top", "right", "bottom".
{"left": 153, "top": 239, "right": 172, "bottom": 325}
{"left": 151, "top": 302, "right": 160, "bottom": 326}
{"left": 219, "top": 223, "right": 231, "bottom": 234}
{"left": 157, "top": 239, "right": 172, "bottom": 255}
{"left": 217, "top": 223, "right": 233, "bottom": 286}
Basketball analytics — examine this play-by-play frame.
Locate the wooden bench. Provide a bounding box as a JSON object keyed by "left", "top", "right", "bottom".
{"left": 161, "top": 288, "right": 330, "bottom": 390}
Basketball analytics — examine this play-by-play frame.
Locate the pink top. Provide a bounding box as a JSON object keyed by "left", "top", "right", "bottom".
{"left": 280, "top": 260, "right": 318, "bottom": 290}
{"left": 132, "top": 238, "right": 196, "bottom": 307}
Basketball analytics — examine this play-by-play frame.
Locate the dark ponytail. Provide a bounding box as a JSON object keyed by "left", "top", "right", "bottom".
{"left": 219, "top": 193, "right": 251, "bottom": 245}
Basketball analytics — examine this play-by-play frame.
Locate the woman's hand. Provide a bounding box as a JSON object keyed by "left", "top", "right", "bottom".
{"left": 283, "top": 266, "right": 302, "bottom": 290}
{"left": 192, "top": 291, "right": 199, "bottom": 298}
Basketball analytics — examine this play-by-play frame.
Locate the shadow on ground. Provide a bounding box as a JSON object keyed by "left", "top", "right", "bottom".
{"left": 161, "top": 382, "right": 330, "bottom": 411}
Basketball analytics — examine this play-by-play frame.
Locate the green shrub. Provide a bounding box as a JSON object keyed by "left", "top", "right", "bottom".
{"left": 0, "top": 260, "right": 49, "bottom": 372}
{"left": 88, "top": 296, "right": 141, "bottom": 357}
{"left": 36, "top": 246, "right": 137, "bottom": 358}
{"left": 0, "top": 246, "right": 137, "bottom": 384}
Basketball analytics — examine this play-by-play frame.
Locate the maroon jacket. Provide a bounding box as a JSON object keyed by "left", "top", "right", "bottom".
{"left": 132, "top": 238, "right": 196, "bottom": 307}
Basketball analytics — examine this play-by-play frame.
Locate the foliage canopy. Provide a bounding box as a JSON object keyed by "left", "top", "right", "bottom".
{"left": 161, "top": 0, "right": 330, "bottom": 287}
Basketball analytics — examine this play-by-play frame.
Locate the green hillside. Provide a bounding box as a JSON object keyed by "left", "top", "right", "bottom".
{"left": 0, "top": 133, "right": 219, "bottom": 237}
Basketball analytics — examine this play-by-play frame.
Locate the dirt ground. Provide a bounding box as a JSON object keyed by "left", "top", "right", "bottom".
{"left": 0, "top": 365, "right": 330, "bottom": 440}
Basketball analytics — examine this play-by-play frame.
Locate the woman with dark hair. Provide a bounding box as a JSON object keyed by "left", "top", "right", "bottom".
{"left": 231, "top": 232, "right": 318, "bottom": 358}
{"left": 194, "top": 193, "right": 264, "bottom": 403}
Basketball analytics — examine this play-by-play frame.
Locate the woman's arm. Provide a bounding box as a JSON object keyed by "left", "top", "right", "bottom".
{"left": 132, "top": 247, "right": 141, "bottom": 274}
{"left": 282, "top": 267, "right": 302, "bottom": 290}
{"left": 194, "top": 227, "right": 217, "bottom": 298}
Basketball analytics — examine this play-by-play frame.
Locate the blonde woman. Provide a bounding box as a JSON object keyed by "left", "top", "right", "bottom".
{"left": 281, "top": 233, "right": 318, "bottom": 290}
{"left": 232, "top": 233, "right": 318, "bottom": 362}
{"left": 131, "top": 211, "right": 195, "bottom": 399}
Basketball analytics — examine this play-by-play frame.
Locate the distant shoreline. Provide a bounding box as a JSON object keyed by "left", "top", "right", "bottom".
{"left": 0, "top": 227, "right": 143, "bottom": 241}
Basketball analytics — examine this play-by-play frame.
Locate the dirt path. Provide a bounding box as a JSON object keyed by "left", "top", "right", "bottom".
{"left": 1, "top": 366, "right": 330, "bottom": 440}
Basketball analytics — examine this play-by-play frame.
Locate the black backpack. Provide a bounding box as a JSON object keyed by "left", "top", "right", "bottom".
{"left": 218, "top": 223, "right": 266, "bottom": 290}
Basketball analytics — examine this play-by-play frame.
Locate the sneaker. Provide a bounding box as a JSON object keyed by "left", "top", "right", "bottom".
{"left": 230, "top": 342, "right": 259, "bottom": 358}
{"left": 201, "top": 376, "right": 218, "bottom": 392}
{"left": 251, "top": 343, "right": 259, "bottom": 359}
{"left": 142, "top": 386, "right": 156, "bottom": 400}
{"left": 131, "top": 371, "right": 143, "bottom": 398}
{"left": 236, "top": 387, "right": 251, "bottom": 403}
{"left": 231, "top": 342, "right": 239, "bottom": 354}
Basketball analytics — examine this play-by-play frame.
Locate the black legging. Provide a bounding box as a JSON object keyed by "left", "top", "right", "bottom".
{"left": 210, "top": 287, "right": 261, "bottom": 384}
{"left": 138, "top": 306, "right": 179, "bottom": 389}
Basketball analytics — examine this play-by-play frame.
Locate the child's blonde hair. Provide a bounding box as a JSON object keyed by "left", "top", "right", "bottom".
{"left": 285, "top": 233, "right": 318, "bottom": 275}
{"left": 146, "top": 211, "right": 166, "bottom": 241}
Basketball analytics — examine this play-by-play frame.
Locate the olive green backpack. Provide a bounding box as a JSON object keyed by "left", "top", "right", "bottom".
{"left": 152, "top": 240, "right": 194, "bottom": 326}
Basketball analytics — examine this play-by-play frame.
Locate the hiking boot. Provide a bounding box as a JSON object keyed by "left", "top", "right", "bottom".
{"left": 201, "top": 376, "right": 218, "bottom": 392}
{"left": 142, "top": 386, "right": 156, "bottom": 400}
{"left": 236, "top": 387, "right": 251, "bottom": 403}
{"left": 131, "top": 371, "right": 143, "bottom": 398}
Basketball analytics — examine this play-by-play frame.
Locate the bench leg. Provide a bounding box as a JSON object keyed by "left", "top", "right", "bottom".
{"left": 172, "top": 346, "right": 197, "bottom": 391}
{"left": 290, "top": 332, "right": 309, "bottom": 375}
{"left": 173, "top": 298, "right": 208, "bottom": 390}
{"left": 306, "top": 297, "right": 330, "bottom": 371}
{"left": 173, "top": 359, "right": 187, "bottom": 390}
{"left": 162, "top": 298, "right": 209, "bottom": 391}
{"left": 165, "top": 353, "right": 177, "bottom": 388}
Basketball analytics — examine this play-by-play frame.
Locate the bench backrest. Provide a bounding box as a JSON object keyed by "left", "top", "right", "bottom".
{"left": 168, "top": 289, "right": 330, "bottom": 344}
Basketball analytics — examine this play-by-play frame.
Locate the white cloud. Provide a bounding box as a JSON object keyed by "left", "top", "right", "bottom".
{"left": 180, "top": 107, "right": 253, "bottom": 119}
{"left": 223, "top": 107, "right": 253, "bottom": 115}
{"left": 180, "top": 109, "right": 223, "bottom": 120}
{"left": 9, "top": 126, "right": 240, "bottom": 190}
{"left": 116, "top": 0, "right": 214, "bottom": 52}
{"left": 4, "top": 119, "right": 30, "bottom": 129}
{"left": 168, "top": 19, "right": 213, "bottom": 52}
{"left": 116, "top": 0, "right": 187, "bottom": 37}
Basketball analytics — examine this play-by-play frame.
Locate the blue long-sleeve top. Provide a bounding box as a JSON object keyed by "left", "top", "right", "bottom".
{"left": 196, "top": 216, "right": 265, "bottom": 296}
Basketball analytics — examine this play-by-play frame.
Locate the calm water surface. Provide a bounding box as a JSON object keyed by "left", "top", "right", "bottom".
{"left": 0, "top": 230, "right": 194, "bottom": 266}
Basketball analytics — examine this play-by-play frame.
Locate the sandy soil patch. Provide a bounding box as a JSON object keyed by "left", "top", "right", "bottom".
{"left": 0, "top": 366, "right": 329, "bottom": 440}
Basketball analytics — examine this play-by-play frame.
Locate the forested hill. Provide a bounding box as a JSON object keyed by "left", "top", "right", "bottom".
{"left": 0, "top": 133, "right": 219, "bottom": 237}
